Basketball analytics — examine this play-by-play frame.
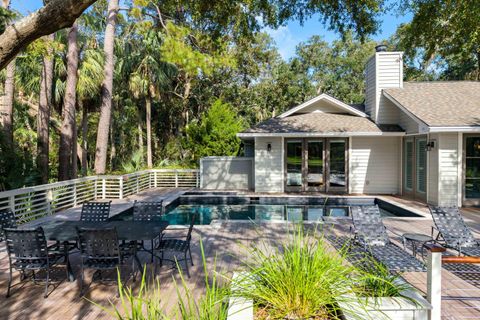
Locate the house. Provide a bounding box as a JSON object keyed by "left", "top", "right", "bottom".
{"left": 201, "top": 47, "right": 480, "bottom": 207}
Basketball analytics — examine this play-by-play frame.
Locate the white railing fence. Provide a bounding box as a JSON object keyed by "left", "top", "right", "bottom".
{"left": 0, "top": 169, "right": 199, "bottom": 224}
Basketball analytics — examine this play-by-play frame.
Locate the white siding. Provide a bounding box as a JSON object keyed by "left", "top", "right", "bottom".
{"left": 350, "top": 137, "right": 401, "bottom": 194}
{"left": 427, "top": 134, "right": 439, "bottom": 204}
{"left": 201, "top": 157, "right": 253, "bottom": 190}
{"left": 254, "top": 137, "right": 283, "bottom": 193}
{"left": 398, "top": 108, "right": 419, "bottom": 133}
{"left": 437, "top": 133, "right": 460, "bottom": 206}
{"left": 364, "top": 52, "right": 403, "bottom": 124}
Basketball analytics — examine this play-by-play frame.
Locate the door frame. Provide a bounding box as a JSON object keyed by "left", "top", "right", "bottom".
{"left": 284, "top": 138, "right": 348, "bottom": 193}
{"left": 462, "top": 134, "right": 480, "bottom": 206}
{"left": 402, "top": 135, "right": 427, "bottom": 202}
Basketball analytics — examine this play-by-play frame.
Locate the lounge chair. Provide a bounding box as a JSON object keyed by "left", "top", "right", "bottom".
{"left": 350, "top": 205, "right": 426, "bottom": 272}
{"left": 429, "top": 206, "right": 480, "bottom": 256}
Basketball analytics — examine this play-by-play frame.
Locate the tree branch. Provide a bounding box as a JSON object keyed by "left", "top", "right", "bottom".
{"left": 0, "top": 0, "right": 97, "bottom": 70}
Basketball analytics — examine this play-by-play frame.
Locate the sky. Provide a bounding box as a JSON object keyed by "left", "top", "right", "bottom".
{"left": 11, "top": 0, "right": 412, "bottom": 60}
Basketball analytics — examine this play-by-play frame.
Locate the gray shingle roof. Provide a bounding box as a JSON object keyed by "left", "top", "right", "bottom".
{"left": 384, "top": 81, "right": 480, "bottom": 127}
{"left": 242, "top": 113, "right": 403, "bottom": 134}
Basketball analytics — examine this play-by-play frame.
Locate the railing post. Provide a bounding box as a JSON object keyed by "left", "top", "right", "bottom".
{"left": 46, "top": 189, "right": 53, "bottom": 215}
{"left": 136, "top": 174, "right": 140, "bottom": 193}
{"left": 175, "top": 170, "right": 179, "bottom": 188}
{"left": 425, "top": 244, "right": 446, "bottom": 320}
{"left": 73, "top": 182, "right": 77, "bottom": 206}
{"left": 102, "top": 178, "right": 106, "bottom": 199}
{"left": 94, "top": 178, "right": 98, "bottom": 199}
{"left": 119, "top": 177, "right": 124, "bottom": 199}
{"left": 9, "top": 195, "right": 15, "bottom": 215}
{"left": 153, "top": 171, "right": 157, "bottom": 188}
{"left": 196, "top": 170, "right": 200, "bottom": 188}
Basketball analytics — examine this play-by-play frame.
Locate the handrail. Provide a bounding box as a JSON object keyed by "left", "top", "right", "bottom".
{"left": 0, "top": 169, "right": 199, "bottom": 223}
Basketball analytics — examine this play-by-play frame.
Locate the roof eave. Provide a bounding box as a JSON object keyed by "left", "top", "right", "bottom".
{"left": 237, "top": 132, "right": 405, "bottom": 138}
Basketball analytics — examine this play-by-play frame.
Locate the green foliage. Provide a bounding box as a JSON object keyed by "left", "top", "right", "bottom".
{"left": 183, "top": 100, "right": 245, "bottom": 163}
{"left": 233, "top": 226, "right": 355, "bottom": 319}
{"left": 121, "top": 149, "right": 145, "bottom": 173}
{"left": 94, "top": 239, "right": 229, "bottom": 320}
{"left": 394, "top": 0, "right": 480, "bottom": 80}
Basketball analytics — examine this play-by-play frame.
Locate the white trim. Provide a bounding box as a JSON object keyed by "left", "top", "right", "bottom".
{"left": 348, "top": 136, "right": 352, "bottom": 194}
{"left": 429, "top": 126, "right": 480, "bottom": 133}
{"left": 382, "top": 91, "right": 427, "bottom": 128}
{"left": 457, "top": 133, "right": 463, "bottom": 207}
{"left": 238, "top": 132, "right": 405, "bottom": 138}
{"left": 277, "top": 93, "right": 367, "bottom": 118}
{"left": 281, "top": 136, "right": 285, "bottom": 193}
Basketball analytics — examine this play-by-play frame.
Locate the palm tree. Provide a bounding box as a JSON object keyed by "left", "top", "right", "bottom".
{"left": 58, "top": 22, "right": 79, "bottom": 181}
{"left": 37, "top": 33, "right": 55, "bottom": 184}
{"left": 127, "top": 30, "right": 175, "bottom": 168}
{"left": 94, "top": 0, "right": 119, "bottom": 174}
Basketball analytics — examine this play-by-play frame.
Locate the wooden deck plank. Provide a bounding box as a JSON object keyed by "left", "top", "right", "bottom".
{"left": 1, "top": 189, "right": 480, "bottom": 319}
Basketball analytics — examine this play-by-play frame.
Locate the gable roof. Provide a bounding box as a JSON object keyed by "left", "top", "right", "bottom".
{"left": 383, "top": 81, "right": 480, "bottom": 128}
{"left": 238, "top": 113, "right": 404, "bottom": 137}
{"left": 278, "top": 93, "right": 367, "bottom": 118}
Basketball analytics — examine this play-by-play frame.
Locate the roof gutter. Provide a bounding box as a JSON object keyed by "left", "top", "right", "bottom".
{"left": 237, "top": 132, "right": 405, "bottom": 138}
{"left": 428, "top": 126, "right": 480, "bottom": 133}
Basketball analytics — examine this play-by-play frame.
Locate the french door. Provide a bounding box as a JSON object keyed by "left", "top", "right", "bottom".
{"left": 285, "top": 138, "right": 347, "bottom": 193}
{"left": 403, "top": 136, "right": 427, "bottom": 201}
{"left": 463, "top": 135, "right": 480, "bottom": 206}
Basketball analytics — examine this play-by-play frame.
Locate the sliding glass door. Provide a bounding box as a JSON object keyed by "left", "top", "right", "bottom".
{"left": 285, "top": 138, "right": 347, "bottom": 193}
{"left": 403, "top": 136, "right": 427, "bottom": 201}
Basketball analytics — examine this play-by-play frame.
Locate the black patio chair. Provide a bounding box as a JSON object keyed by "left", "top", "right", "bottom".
{"left": 349, "top": 205, "right": 426, "bottom": 272}
{"left": 0, "top": 209, "right": 17, "bottom": 241}
{"left": 4, "top": 227, "right": 70, "bottom": 298}
{"left": 133, "top": 200, "right": 164, "bottom": 261}
{"left": 77, "top": 227, "right": 134, "bottom": 296}
{"left": 429, "top": 206, "right": 480, "bottom": 256}
{"left": 155, "top": 213, "right": 196, "bottom": 277}
{"left": 80, "top": 201, "right": 111, "bottom": 222}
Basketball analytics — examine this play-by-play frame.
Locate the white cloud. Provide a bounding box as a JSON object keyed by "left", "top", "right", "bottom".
{"left": 263, "top": 25, "right": 297, "bottom": 61}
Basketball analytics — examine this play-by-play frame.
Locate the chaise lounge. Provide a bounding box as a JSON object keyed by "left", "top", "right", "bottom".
{"left": 429, "top": 206, "right": 480, "bottom": 256}
{"left": 349, "top": 205, "right": 426, "bottom": 272}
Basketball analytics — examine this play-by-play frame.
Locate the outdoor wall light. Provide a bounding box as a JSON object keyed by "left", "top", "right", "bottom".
{"left": 425, "top": 140, "right": 435, "bottom": 151}
{"left": 267, "top": 143, "right": 272, "bottom": 152}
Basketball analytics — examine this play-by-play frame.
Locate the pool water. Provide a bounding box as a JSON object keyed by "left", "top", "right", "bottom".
{"left": 113, "top": 203, "right": 399, "bottom": 225}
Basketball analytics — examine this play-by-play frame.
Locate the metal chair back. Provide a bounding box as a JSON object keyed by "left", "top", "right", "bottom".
{"left": 4, "top": 227, "right": 49, "bottom": 269}
{"left": 429, "top": 206, "right": 476, "bottom": 247}
{"left": 80, "top": 201, "right": 111, "bottom": 222}
{"left": 77, "top": 227, "right": 121, "bottom": 261}
{"left": 133, "top": 200, "right": 163, "bottom": 221}
{"left": 350, "top": 205, "right": 390, "bottom": 246}
{"left": 186, "top": 213, "right": 197, "bottom": 244}
{"left": 0, "top": 209, "right": 17, "bottom": 241}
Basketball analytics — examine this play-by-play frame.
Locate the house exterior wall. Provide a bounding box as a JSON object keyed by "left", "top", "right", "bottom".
{"left": 350, "top": 136, "right": 401, "bottom": 194}
{"left": 365, "top": 52, "right": 403, "bottom": 124}
{"left": 254, "top": 137, "right": 284, "bottom": 193}
{"left": 436, "top": 133, "right": 460, "bottom": 206}
{"left": 200, "top": 157, "right": 254, "bottom": 190}
{"left": 427, "top": 133, "right": 439, "bottom": 205}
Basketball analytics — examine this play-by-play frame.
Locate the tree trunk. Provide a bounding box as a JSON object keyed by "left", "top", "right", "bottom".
{"left": 146, "top": 95, "right": 152, "bottom": 168}
{"left": 109, "top": 115, "right": 116, "bottom": 169}
{"left": 0, "top": 0, "right": 14, "bottom": 144}
{"left": 71, "top": 103, "right": 78, "bottom": 179}
{"left": 37, "top": 33, "right": 54, "bottom": 184}
{"left": 137, "top": 107, "right": 144, "bottom": 154}
{"left": 1, "top": 58, "right": 14, "bottom": 144}
{"left": 58, "top": 22, "right": 79, "bottom": 181}
{"left": 0, "top": 0, "right": 96, "bottom": 70}
{"left": 81, "top": 101, "right": 88, "bottom": 176}
{"left": 94, "top": 0, "right": 119, "bottom": 174}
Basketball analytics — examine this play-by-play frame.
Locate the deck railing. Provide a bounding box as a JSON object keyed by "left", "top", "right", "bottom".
{"left": 0, "top": 169, "right": 199, "bottom": 224}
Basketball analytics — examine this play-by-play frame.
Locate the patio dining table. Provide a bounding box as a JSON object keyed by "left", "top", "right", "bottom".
{"left": 20, "top": 220, "right": 169, "bottom": 280}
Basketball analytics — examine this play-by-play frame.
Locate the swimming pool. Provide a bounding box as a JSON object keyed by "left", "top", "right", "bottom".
{"left": 111, "top": 195, "right": 422, "bottom": 225}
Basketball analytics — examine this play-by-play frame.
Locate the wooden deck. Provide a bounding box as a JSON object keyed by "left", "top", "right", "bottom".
{"left": 1, "top": 189, "right": 480, "bottom": 319}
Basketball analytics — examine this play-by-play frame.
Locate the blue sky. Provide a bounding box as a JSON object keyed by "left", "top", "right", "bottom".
{"left": 11, "top": 0, "right": 412, "bottom": 60}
